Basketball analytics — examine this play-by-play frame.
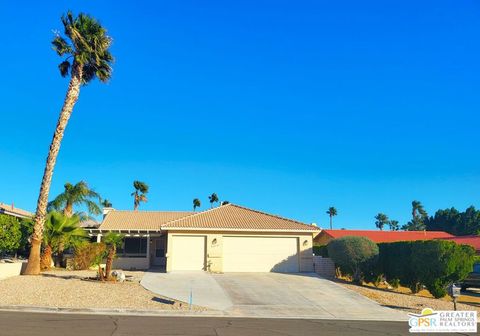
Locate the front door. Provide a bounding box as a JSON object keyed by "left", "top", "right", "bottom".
{"left": 151, "top": 237, "right": 166, "bottom": 267}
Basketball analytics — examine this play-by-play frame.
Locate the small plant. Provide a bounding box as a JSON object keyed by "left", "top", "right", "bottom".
{"left": 389, "top": 278, "right": 400, "bottom": 289}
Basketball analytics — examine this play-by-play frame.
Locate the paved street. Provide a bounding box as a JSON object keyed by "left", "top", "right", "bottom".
{"left": 0, "top": 311, "right": 474, "bottom": 336}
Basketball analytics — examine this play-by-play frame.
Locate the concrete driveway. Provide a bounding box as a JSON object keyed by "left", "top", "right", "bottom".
{"left": 141, "top": 272, "right": 406, "bottom": 320}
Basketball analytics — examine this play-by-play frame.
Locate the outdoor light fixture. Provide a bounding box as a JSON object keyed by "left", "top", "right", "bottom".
{"left": 303, "top": 239, "right": 309, "bottom": 247}
{"left": 212, "top": 238, "right": 218, "bottom": 246}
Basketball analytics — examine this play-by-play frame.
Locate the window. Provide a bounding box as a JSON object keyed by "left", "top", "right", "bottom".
{"left": 118, "top": 238, "right": 147, "bottom": 257}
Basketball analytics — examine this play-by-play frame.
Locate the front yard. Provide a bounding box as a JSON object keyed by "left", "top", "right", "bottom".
{"left": 0, "top": 269, "right": 202, "bottom": 311}
{"left": 337, "top": 279, "right": 480, "bottom": 313}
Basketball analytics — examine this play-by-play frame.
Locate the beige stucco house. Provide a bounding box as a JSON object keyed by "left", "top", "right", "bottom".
{"left": 97, "top": 204, "right": 319, "bottom": 273}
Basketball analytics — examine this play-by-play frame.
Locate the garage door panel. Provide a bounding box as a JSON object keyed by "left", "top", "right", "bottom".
{"left": 223, "top": 236, "right": 299, "bottom": 273}
{"left": 171, "top": 235, "right": 206, "bottom": 271}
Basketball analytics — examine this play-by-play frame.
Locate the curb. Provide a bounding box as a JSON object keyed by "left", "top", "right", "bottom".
{"left": 0, "top": 305, "right": 408, "bottom": 321}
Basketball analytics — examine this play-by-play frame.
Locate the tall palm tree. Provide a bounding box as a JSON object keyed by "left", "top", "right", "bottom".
{"left": 389, "top": 219, "right": 400, "bottom": 231}
{"left": 132, "top": 181, "right": 149, "bottom": 210}
{"left": 326, "top": 207, "right": 337, "bottom": 230}
{"left": 375, "top": 213, "right": 389, "bottom": 231}
{"left": 101, "top": 199, "right": 112, "bottom": 208}
{"left": 208, "top": 193, "right": 219, "bottom": 208}
{"left": 40, "top": 211, "right": 87, "bottom": 269}
{"left": 48, "top": 181, "right": 101, "bottom": 217}
{"left": 411, "top": 200, "right": 427, "bottom": 219}
{"left": 25, "top": 12, "right": 113, "bottom": 275}
{"left": 193, "top": 198, "right": 201, "bottom": 211}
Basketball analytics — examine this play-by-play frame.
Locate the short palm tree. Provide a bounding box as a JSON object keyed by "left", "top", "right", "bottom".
{"left": 41, "top": 211, "right": 87, "bottom": 269}
{"left": 101, "top": 199, "right": 112, "bottom": 208}
{"left": 48, "top": 181, "right": 101, "bottom": 217}
{"left": 208, "top": 193, "right": 219, "bottom": 208}
{"left": 326, "top": 207, "right": 337, "bottom": 230}
{"left": 193, "top": 198, "right": 201, "bottom": 211}
{"left": 25, "top": 12, "right": 113, "bottom": 275}
{"left": 132, "top": 181, "right": 149, "bottom": 210}
{"left": 102, "top": 232, "right": 124, "bottom": 280}
{"left": 411, "top": 200, "right": 427, "bottom": 219}
{"left": 375, "top": 213, "right": 389, "bottom": 231}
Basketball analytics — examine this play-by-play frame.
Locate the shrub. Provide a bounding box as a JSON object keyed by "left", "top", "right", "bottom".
{"left": 313, "top": 244, "right": 329, "bottom": 257}
{"left": 378, "top": 240, "right": 475, "bottom": 298}
{"left": 389, "top": 278, "right": 400, "bottom": 289}
{"left": 0, "top": 214, "right": 21, "bottom": 255}
{"left": 327, "top": 236, "right": 379, "bottom": 284}
{"left": 411, "top": 240, "right": 475, "bottom": 298}
{"left": 73, "top": 242, "right": 106, "bottom": 270}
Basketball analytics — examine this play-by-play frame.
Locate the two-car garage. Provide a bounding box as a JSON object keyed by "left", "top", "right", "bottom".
{"left": 168, "top": 234, "right": 302, "bottom": 273}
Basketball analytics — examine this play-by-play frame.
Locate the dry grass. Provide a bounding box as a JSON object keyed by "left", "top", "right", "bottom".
{"left": 0, "top": 269, "right": 202, "bottom": 311}
{"left": 337, "top": 278, "right": 480, "bottom": 313}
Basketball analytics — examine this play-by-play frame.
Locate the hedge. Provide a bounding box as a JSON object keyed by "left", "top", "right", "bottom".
{"left": 313, "top": 245, "right": 329, "bottom": 257}
{"left": 377, "top": 240, "right": 475, "bottom": 298}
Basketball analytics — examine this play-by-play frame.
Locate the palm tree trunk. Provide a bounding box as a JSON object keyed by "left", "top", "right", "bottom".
{"left": 105, "top": 246, "right": 115, "bottom": 280}
{"left": 24, "top": 63, "right": 83, "bottom": 275}
{"left": 329, "top": 215, "right": 332, "bottom": 230}
{"left": 64, "top": 202, "right": 73, "bottom": 218}
{"left": 40, "top": 245, "right": 53, "bottom": 270}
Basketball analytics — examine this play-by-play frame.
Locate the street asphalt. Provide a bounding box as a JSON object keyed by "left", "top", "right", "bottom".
{"left": 0, "top": 311, "right": 475, "bottom": 336}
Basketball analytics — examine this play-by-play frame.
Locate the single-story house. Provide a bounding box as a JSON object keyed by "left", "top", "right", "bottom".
{"left": 0, "top": 202, "right": 33, "bottom": 220}
{"left": 314, "top": 229, "right": 454, "bottom": 245}
{"left": 437, "top": 236, "right": 480, "bottom": 254}
{"left": 96, "top": 204, "right": 319, "bottom": 273}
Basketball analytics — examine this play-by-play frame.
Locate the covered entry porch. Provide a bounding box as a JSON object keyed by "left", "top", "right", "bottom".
{"left": 94, "top": 230, "right": 167, "bottom": 271}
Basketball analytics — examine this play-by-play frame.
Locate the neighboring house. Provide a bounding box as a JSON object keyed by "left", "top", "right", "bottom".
{"left": 437, "top": 236, "right": 480, "bottom": 254}
{"left": 79, "top": 219, "right": 100, "bottom": 229}
{"left": 0, "top": 202, "right": 33, "bottom": 220}
{"left": 97, "top": 203, "right": 319, "bottom": 273}
{"left": 315, "top": 229, "right": 454, "bottom": 245}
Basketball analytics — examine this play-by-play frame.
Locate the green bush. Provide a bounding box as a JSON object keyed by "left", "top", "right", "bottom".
{"left": 327, "top": 236, "right": 379, "bottom": 284}
{"left": 378, "top": 240, "right": 475, "bottom": 298}
{"left": 313, "top": 245, "right": 329, "bottom": 257}
{"left": 0, "top": 214, "right": 21, "bottom": 255}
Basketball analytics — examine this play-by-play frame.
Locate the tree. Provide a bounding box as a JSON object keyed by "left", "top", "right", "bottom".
{"left": 0, "top": 214, "right": 22, "bottom": 256}
{"left": 131, "top": 181, "right": 149, "bottom": 210}
{"left": 389, "top": 220, "right": 400, "bottom": 231}
{"left": 403, "top": 200, "right": 428, "bottom": 231}
{"left": 41, "top": 211, "right": 87, "bottom": 269}
{"left": 374, "top": 213, "right": 389, "bottom": 231}
{"left": 25, "top": 12, "right": 114, "bottom": 275}
{"left": 48, "top": 181, "right": 101, "bottom": 217}
{"left": 208, "top": 193, "right": 219, "bottom": 208}
{"left": 102, "top": 232, "right": 124, "bottom": 280}
{"left": 326, "top": 207, "right": 337, "bottom": 230}
{"left": 327, "top": 236, "right": 379, "bottom": 284}
{"left": 101, "top": 199, "right": 112, "bottom": 208}
{"left": 424, "top": 206, "right": 480, "bottom": 236}
{"left": 193, "top": 198, "right": 201, "bottom": 211}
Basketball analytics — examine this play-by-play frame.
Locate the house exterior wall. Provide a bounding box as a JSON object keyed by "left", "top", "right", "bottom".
{"left": 112, "top": 257, "right": 150, "bottom": 270}
{"left": 166, "top": 230, "right": 314, "bottom": 273}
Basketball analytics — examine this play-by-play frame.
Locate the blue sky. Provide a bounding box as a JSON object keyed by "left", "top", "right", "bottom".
{"left": 0, "top": 1, "right": 479, "bottom": 229}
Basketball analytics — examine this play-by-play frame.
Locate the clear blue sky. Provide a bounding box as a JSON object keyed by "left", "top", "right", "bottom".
{"left": 0, "top": 1, "right": 479, "bottom": 229}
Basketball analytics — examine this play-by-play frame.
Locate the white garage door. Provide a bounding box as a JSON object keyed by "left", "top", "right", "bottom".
{"left": 171, "top": 235, "right": 206, "bottom": 271}
{"left": 223, "top": 236, "right": 299, "bottom": 272}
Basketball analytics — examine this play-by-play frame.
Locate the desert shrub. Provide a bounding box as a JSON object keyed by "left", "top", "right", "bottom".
{"left": 0, "top": 214, "right": 21, "bottom": 255}
{"left": 389, "top": 278, "right": 400, "bottom": 289}
{"left": 327, "top": 236, "right": 379, "bottom": 284}
{"left": 73, "top": 242, "right": 106, "bottom": 270}
{"left": 313, "top": 244, "right": 329, "bottom": 257}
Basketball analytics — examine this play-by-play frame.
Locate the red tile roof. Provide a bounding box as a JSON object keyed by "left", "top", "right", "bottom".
{"left": 437, "top": 236, "right": 480, "bottom": 252}
{"left": 320, "top": 229, "right": 454, "bottom": 243}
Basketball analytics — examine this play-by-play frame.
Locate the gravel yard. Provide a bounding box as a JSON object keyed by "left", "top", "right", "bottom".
{"left": 0, "top": 269, "right": 202, "bottom": 311}
{"left": 338, "top": 280, "right": 480, "bottom": 313}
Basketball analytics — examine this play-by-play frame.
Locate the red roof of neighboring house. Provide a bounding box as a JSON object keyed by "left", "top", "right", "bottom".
{"left": 320, "top": 229, "right": 454, "bottom": 243}
{"left": 437, "top": 236, "right": 480, "bottom": 252}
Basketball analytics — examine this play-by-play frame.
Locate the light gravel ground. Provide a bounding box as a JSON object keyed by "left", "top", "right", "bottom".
{"left": 338, "top": 280, "right": 480, "bottom": 313}
{"left": 0, "top": 269, "right": 202, "bottom": 311}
